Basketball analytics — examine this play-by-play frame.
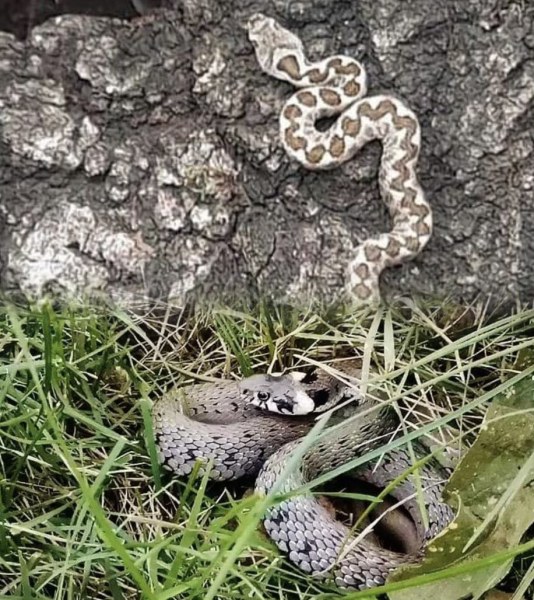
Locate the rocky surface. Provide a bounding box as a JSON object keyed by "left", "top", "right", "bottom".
{"left": 0, "top": 0, "right": 533, "bottom": 306}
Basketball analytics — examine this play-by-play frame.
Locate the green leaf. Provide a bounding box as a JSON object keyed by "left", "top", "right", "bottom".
{"left": 389, "top": 376, "right": 534, "bottom": 600}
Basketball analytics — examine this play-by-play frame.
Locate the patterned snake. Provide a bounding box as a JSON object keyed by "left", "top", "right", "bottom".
{"left": 153, "top": 360, "right": 455, "bottom": 590}
{"left": 247, "top": 14, "right": 432, "bottom": 306}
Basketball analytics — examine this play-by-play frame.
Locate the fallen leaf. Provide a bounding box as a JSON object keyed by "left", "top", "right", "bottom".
{"left": 388, "top": 376, "right": 534, "bottom": 600}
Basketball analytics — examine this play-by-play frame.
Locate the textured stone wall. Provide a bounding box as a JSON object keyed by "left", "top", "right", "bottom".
{"left": 0, "top": 0, "right": 533, "bottom": 306}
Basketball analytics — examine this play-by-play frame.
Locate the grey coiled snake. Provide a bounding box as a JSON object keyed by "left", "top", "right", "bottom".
{"left": 152, "top": 360, "right": 455, "bottom": 590}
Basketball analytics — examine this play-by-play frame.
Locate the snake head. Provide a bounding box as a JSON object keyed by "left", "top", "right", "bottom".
{"left": 239, "top": 372, "right": 315, "bottom": 415}
{"left": 246, "top": 13, "right": 305, "bottom": 78}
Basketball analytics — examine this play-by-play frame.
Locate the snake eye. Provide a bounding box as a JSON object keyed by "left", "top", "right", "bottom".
{"left": 257, "top": 391, "right": 271, "bottom": 401}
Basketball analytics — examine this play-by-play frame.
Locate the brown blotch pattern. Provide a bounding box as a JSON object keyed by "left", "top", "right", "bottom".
{"left": 358, "top": 101, "right": 420, "bottom": 198}
{"left": 341, "top": 117, "right": 361, "bottom": 137}
{"left": 398, "top": 124, "right": 419, "bottom": 162}
{"left": 405, "top": 237, "right": 421, "bottom": 252}
{"left": 276, "top": 55, "right": 302, "bottom": 80}
{"left": 306, "top": 144, "right": 326, "bottom": 164}
{"left": 385, "top": 239, "right": 401, "bottom": 257}
{"left": 284, "top": 128, "right": 307, "bottom": 151}
{"left": 330, "top": 135, "right": 346, "bottom": 158}
{"left": 406, "top": 199, "right": 430, "bottom": 218}
{"left": 353, "top": 263, "right": 370, "bottom": 279}
{"left": 353, "top": 283, "right": 372, "bottom": 299}
{"left": 390, "top": 161, "right": 411, "bottom": 192}
{"left": 399, "top": 191, "right": 430, "bottom": 219}
{"left": 283, "top": 104, "right": 303, "bottom": 120}
{"left": 359, "top": 99, "right": 394, "bottom": 119}
{"left": 306, "top": 68, "right": 329, "bottom": 84}
{"left": 415, "top": 221, "right": 431, "bottom": 236}
{"left": 319, "top": 89, "right": 342, "bottom": 106}
{"left": 358, "top": 101, "right": 418, "bottom": 147}
{"left": 297, "top": 91, "right": 318, "bottom": 107}
{"left": 343, "top": 80, "right": 361, "bottom": 97}
{"left": 400, "top": 189, "right": 417, "bottom": 207}
{"left": 364, "top": 244, "right": 382, "bottom": 262}
{"left": 376, "top": 106, "right": 419, "bottom": 168}
{"left": 327, "top": 59, "right": 360, "bottom": 76}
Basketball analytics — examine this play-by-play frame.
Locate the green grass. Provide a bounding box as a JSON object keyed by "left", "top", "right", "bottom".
{"left": 0, "top": 298, "right": 533, "bottom": 599}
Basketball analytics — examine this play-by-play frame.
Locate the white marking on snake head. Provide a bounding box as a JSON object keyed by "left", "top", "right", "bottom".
{"left": 239, "top": 373, "right": 315, "bottom": 415}
{"left": 288, "top": 389, "right": 315, "bottom": 414}
{"left": 288, "top": 371, "right": 307, "bottom": 382}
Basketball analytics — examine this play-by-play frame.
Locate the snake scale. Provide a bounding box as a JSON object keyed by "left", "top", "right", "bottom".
{"left": 247, "top": 14, "right": 432, "bottom": 306}
{"left": 153, "top": 360, "right": 454, "bottom": 590}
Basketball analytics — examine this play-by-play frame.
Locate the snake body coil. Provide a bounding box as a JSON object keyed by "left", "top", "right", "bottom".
{"left": 153, "top": 361, "right": 454, "bottom": 590}
{"left": 153, "top": 378, "right": 314, "bottom": 480}
{"left": 247, "top": 13, "right": 432, "bottom": 305}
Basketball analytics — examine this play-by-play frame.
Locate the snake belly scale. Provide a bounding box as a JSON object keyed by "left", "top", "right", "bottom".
{"left": 153, "top": 360, "right": 454, "bottom": 590}
{"left": 247, "top": 14, "right": 432, "bottom": 305}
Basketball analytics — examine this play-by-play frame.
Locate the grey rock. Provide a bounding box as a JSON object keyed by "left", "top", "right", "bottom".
{"left": 0, "top": 0, "right": 533, "bottom": 306}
